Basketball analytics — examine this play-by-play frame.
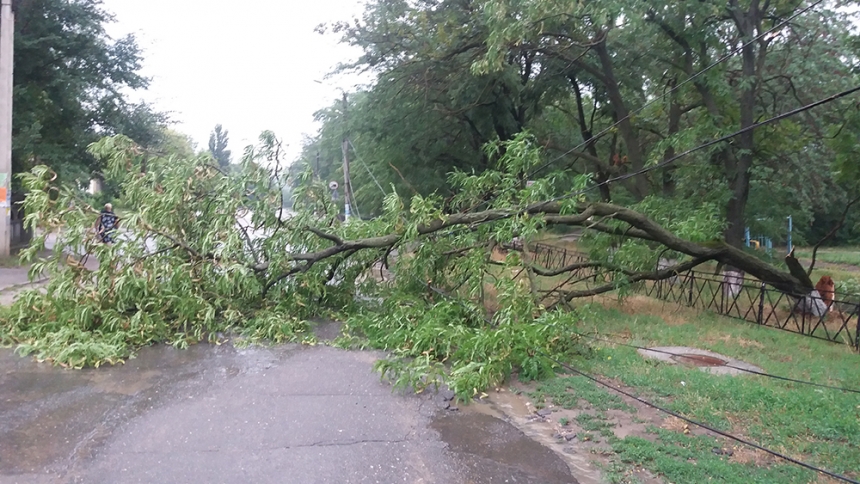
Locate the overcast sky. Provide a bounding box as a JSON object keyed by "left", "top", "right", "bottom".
{"left": 103, "top": 0, "right": 371, "bottom": 163}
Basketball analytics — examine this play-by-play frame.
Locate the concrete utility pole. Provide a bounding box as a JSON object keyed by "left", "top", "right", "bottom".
{"left": 341, "top": 91, "right": 351, "bottom": 221}
{"left": 0, "top": 0, "right": 14, "bottom": 257}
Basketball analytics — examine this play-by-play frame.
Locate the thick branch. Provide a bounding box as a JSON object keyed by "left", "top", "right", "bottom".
{"left": 259, "top": 199, "right": 810, "bottom": 297}
{"left": 550, "top": 257, "right": 711, "bottom": 308}
{"left": 306, "top": 226, "right": 344, "bottom": 245}
{"left": 529, "top": 261, "right": 605, "bottom": 277}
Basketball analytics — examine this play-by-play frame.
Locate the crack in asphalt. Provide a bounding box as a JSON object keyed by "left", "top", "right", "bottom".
{"left": 119, "top": 436, "right": 414, "bottom": 454}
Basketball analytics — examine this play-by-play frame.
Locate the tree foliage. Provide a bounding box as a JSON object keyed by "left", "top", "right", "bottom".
{"left": 0, "top": 132, "right": 821, "bottom": 397}
{"left": 303, "top": 0, "right": 860, "bottom": 247}
{"left": 13, "top": 0, "right": 167, "bottom": 185}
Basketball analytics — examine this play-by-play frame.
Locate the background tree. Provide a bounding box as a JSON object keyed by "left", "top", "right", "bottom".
{"left": 13, "top": 0, "right": 167, "bottom": 187}
{"left": 156, "top": 128, "right": 197, "bottom": 160}
{"left": 208, "top": 124, "right": 232, "bottom": 169}
{"left": 302, "top": 0, "right": 860, "bottom": 248}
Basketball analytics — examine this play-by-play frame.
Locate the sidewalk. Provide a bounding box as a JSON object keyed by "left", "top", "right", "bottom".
{"left": 0, "top": 262, "right": 50, "bottom": 306}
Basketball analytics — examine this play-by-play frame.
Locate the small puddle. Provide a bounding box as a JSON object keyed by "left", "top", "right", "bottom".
{"left": 431, "top": 411, "right": 579, "bottom": 483}
{"left": 637, "top": 346, "right": 764, "bottom": 376}
{"left": 441, "top": 390, "right": 605, "bottom": 484}
{"left": 671, "top": 353, "right": 727, "bottom": 367}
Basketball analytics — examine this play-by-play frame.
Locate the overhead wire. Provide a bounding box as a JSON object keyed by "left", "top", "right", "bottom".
{"left": 348, "top": 140, "right": 386, "bottom": 195}
{"left": 538, "top": 351, "right": 860, "bottom": 484}
{"left": 533, "top": 84, "right": 860, "bottom": 209}
{"left": 570, "top": 330, "right": 860, "bottom": 395}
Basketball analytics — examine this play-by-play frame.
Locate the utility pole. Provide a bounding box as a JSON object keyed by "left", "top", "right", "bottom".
{"left": 0, "top": 0, "right": 14, "bottom": 257}
{"left": 315, "top": 151, "right": 320, "bottom": 181}
{"left": 341, "top": 91, "right": 351, "bottom": 221}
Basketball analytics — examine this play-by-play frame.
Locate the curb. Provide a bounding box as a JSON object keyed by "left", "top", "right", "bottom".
{"left": 0, "top": 276, "right": 50, "bottom": 295}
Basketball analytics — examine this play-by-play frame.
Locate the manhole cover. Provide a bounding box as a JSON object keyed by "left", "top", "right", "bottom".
{"left": 671, "top": 354, "right": 727, "bottom": 367}
{"left": 637, "top": 346, "right": 763, "bottom": 376}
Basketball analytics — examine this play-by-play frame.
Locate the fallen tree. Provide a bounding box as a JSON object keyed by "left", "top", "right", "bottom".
{"left": 0, "top": 133, "right": 822, "bottom": 394}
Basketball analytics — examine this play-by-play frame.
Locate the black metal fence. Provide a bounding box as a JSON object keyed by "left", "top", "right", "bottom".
{"left": 645, "top": 270, "right": 860, "bottom": 350}
{"left": 10, "top": 193, "right": 32, "bottom": 249}
{"left": 508, "top": 241, "right": 860, "bottom": 350}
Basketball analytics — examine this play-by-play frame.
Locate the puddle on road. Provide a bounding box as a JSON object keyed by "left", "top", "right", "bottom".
{"left": 432, "top": 411, "right": 579, "bottom": 484}
{"left": 445, "top": 389, "right": 607, "bottom": 484}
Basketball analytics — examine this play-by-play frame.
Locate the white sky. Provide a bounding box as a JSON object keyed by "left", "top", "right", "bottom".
{"left": 103, "top": 0, "right": 372, "bottom": 164}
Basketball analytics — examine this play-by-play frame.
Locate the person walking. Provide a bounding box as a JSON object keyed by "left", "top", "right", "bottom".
{"left": 96, "top": 203, "right": 119, "bottom": 244}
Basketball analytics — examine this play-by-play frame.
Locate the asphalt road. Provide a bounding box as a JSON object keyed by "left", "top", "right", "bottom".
{"left": 0, "top": 342, "right": 579, "bottom": 484}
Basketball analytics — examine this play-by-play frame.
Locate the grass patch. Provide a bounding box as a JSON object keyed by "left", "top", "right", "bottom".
{"left": 530, "top": 374, "right": 632, "bottom": 412}
{"left": 531, "top": 303, "right": 860, "bottom": 483}
{"left": 794, "top": 246, "right": 860, "bottom": 268}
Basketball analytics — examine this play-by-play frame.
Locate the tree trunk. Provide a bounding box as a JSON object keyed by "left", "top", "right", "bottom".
{"left": 725, "top": 0, "right": 761, "bottom": 248}
{"left": 592, "top": 39, "right": 649, "bottom": 200}
{"left": 662, "top": 79, "right": 681, "bottom": 197}
{"left": 570, "top": 73, "right": 611, "bottom": 202}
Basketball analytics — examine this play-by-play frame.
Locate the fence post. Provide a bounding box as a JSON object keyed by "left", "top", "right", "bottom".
{"left": 757, "top": 282, "right": 766, "bottom": 325}
{"left": 787, "top": 215, "right": 793, "bottom": 254}
{"left": 719, "top": 274, "right": 725, "bottom": 314}
{"left": 854, "top": 308, "right": 860, "bottom": 352}
{"left": 688, "top": 272, "right": 695, "bottom": 306}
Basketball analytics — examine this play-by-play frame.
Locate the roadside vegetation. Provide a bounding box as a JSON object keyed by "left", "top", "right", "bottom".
{"left": 524, "top": 303, "right": 860, "bottom": 483}
{"left": 3, "top": 0, "right": 860, "bottom": 481}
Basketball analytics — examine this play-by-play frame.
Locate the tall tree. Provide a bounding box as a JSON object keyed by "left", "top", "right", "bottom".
{"left": 310, "top": 0, "right": 859, "bottom": 247}
{"left": 13, "top": 0, "right": 165, "bottom": 186}
{"left": 208, "top": 124, "right": 231, "bottom": 169}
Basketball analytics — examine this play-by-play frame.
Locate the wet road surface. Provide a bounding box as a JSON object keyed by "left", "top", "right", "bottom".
{"left": 0, "top": 342, "right": 579, "bottom": 484}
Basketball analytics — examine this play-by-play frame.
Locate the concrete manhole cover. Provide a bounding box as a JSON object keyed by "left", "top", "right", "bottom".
{"left": 637, "top": 346, "right": 763, "bottom": 376}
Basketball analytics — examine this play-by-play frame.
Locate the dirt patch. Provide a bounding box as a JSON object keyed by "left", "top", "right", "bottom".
{"left": 468, "top": 379, "right": 667, "bottom": 484}
{"left": 661, "top": 416, "right": 690, "bottom": 434}
{"left": 594, "top": 294, "right": 698, "bottom": 326}
{"left": 729, "top": 446, "right": 774, "bottom": 466}
{"left": 709, "top": 334, "right": 765, "bottom": 349}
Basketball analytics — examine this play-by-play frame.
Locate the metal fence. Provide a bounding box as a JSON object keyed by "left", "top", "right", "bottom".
{"left": 508, "top": 240, "right": 860, "bottom": 350}
{"left": 11, "top": 193, "right": 31, "bottom": 249}
{"left": 645, "top": 270, "right": 860, "bottom": 349}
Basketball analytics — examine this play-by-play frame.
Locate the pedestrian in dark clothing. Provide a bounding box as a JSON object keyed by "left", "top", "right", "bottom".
{"left": 96, "top": 203, "right": 119, "bottom": 244}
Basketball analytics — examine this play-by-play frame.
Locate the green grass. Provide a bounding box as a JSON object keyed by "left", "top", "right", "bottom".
{"left": 794, "top": 246, "right": 860, "bottom": 268}
{"left": 531, "top": 304, "right": 860, "bottom": 484}
{"left": 0, "top": 255, "right": 22, "bottom": 268}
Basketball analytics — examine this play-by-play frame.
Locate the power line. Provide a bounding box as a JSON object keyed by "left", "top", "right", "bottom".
{"left": 538, "top": 352, "right": 860, "bottom": 484}
{"left": 350, "top": 189, "right": 363, "bottom": 220}
{"left": 530, "top": 0, "right": 826, "bottom": 178}
{"left": 571, "top": 330, "right": 860, "bottom": 395}
{"left": 536, "top": 84, "right": 860, "bottom": 208}
{"left": 348, "top": 140, "right": 386, "bottom": 195}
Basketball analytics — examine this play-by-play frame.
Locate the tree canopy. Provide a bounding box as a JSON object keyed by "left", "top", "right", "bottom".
{"left": 301, "top": 0, "right": 860, "bottom": 247}
{"left": 13, "top": 0, "right": 169, "bottom": 186}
